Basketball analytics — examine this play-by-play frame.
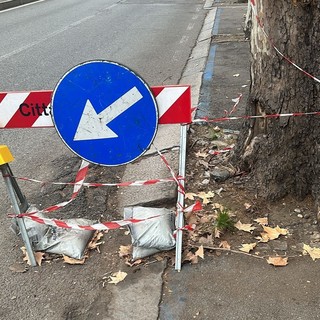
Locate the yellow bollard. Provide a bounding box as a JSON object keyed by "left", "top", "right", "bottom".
{"left": 0, "top": 145, "right": 36, "bottom": 266}
{"left": 0, "top": 145, "right": 14, "bottom": 165}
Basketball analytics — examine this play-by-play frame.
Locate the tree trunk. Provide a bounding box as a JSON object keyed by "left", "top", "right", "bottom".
{"left": 233, "top": 0, "right": 320, "bottom": 203}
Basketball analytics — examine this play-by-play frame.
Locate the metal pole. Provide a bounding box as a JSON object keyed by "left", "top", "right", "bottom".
{"left": 1, "top": 164, "right": 37, "bottom": 266}
{"left": 175, "top": 124, "right": 187, "bottom": 271}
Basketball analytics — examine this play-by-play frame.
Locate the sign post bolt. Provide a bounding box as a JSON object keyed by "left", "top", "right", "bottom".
{"left": 0, "top": 145, "right": 37, "bottom": 267}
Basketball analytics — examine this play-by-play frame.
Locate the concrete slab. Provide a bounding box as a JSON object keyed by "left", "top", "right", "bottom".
{"left": 160, "top": 254, "right": 320, "bottom": 320}
{"left": 197, "top": 5, "right": 250, "bottom": 131}
{"left": 108, "top": 261, "right": 166, "bottom": 320}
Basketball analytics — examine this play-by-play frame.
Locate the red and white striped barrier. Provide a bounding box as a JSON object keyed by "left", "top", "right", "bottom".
{"left": 250, "top": 0, "right": 320, "bottom": 84}
{"left": 0, "top": 85, "right": 191, "bottom": 129}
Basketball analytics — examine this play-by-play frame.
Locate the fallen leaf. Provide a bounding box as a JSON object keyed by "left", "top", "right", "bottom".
{"left": 119, "top": 245, "right": 132, "bottom": 258}
{"left": 254, "top": 217, "right": 268, "bottom": 226}
{"left": 261, "top": 225, "right": 288, "bottom": 241}
{"left": 108, "top": 271, "right": 127, "bottom": 285}
{"left": 244, "top": 203, "right": 252, "bottom": 210}
{"left": 303, "top": 244, "right": 320, "bottom": 261}
{"left": 125, "top": 259, "right": 143, "bottom": 267}
{"left": 183, "top": 251, "right": 199, "bottom": 264}
{"left": 267, "top": 256, "right": 288, "bottom": 267}
{"left": 87, "top": 231, "right": 104, "bottom": 252}
{"left": 235, "top": 220, "right": 256, "bottom": 233}
{"left": 35, "top": 252, "right": 45, "bottom": 266}
{"left": 63, "top": 255, "right": 86, "bottom": 265}
{"left": 197, "top": 191, "right": 215, "bottom": 204}
{"left": 255, "top": 233, "right": 270, "bottom": 243}
{"left": 219, "top": 241, "right": 231, "bottom": 250}
{"left": 195, "top": 151, "right": 208, "bottom": 158}
{"left": 195, "top": 245, "right": 204, "bottom": 259}
{"left": 185, "top": 192, "right": 197, "bottom": 200}
{"left": 214, "top": 227, "right": 221, "bottom": 238}
{"left": 239, "top": 243, "right": 257, "bottom": 253}
{"left": 275, "top": 226, "right": 288, "bottom": 236}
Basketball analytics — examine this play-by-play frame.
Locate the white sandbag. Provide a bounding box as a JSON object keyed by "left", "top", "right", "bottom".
{"left": 124, "top": 206, "right": 176, "bottom": 260}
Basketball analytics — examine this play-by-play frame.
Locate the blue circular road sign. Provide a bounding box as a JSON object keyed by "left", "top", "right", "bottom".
{"left": 51, "top": 60, "right": 158, "bottom": 166}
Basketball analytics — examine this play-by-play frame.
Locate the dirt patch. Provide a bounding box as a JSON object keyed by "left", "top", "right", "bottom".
{"left": 183, "top": 123, "right": 320, "bottom": 262}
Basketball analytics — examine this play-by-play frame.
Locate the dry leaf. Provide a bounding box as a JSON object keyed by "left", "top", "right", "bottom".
{"left": 185, "top": 192, "right": 197, "bottom": 200}
{"left": 119, "top": 245, "right": 132, "bottom": 258}
{"left": 303, "top": 244, "right": 320, "bottom": 261}
{"left": 254, "top": 217, "right": 268, "bottom": 226}
{"left": 108, "top": 271, "right": 127, "bottom": 285}
{"left": 35, "top": 252, "right": 45, "bottom": 266}
{"left": 261, "top": 225, "right": 288, "bottom": 241}
{"left": 235, "top": 220, "right": 256, "bottom": 233}
{"left": 214, "top": 227, "right": 221, "bottom": 238}
{"left": 183, "top": 251, "right": 199, "bottom": 264}
{"left": 267, "top": 256, "right": 288, "bottom": 267}
{"left": 195, "top": 151, "right": 208, "bottom": 158}
{"left": 219, "top": 241, "right": 231, "bottom": 250}
{"left": 239, "top": 243, "right": 256, "bottom": 253}
{"left": 195, "top": 245, "right": 204, "bottom": 259}
{"left": 255, "top": 233, "right": 270, "bottom": 243}
{"left": 63, "top": 255, "right": 86, "bottom": 265}
{"left": 275, "top": 226, "right": 288, "bottom": 236}
{"left": 125, "top": 259, "right": 142, "bottom": 267}
{"left": 244, "top": 203, "right": 252, "bottom": 209}
{"left": 197, "top": 191, "right": 215, "bottom": 204}
{"left": 87, "top": 231, "right": 104, "bottom": 252}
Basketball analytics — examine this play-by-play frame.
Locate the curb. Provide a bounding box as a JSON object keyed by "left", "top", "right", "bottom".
{"left": 0, "top": 0, "right": 39, "bottom": 11}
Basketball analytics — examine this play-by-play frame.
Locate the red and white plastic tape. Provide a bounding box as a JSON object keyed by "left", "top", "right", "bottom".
{"left": 194, "top": 111, "right": 320, "bottom": 124}
{"left": 14, "top": 175, "right": 182, "bottom": 188}
{"left": 250, "top": 0, "right": 320, "bottom": 84}
{"left": 16, "top": 201, "right": 202, "bottom": 231}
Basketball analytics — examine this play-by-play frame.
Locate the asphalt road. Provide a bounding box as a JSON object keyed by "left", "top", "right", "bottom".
{"left": 0, "top": 1, "right": 208, "bottom": 319}
{"left": 0, "top": 0, "right": 205, "bottom": 180}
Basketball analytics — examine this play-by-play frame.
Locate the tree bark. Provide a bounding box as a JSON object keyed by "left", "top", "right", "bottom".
{"left": 233, "top": 0, "right": 320, "bottom": 202}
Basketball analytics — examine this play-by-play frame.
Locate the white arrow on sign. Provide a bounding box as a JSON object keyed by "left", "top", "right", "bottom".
{"left": 73, "top": 86, "right": 143, "bottom": 141}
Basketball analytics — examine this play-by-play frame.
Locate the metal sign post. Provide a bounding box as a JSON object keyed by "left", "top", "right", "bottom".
{"left": 175, "top": 124, "right": 187, "bottom": 271}
{"left": 0, "top": 145, "right": 36, "bottom": 266}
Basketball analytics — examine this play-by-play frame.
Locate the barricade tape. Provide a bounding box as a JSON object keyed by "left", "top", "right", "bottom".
{"left": 209, "top": 147, "right": 233, "bottom": 156}
{"left": 12, "top": 175, "right": 183, "bottom": 188}
{"left": 153, "top": 144, "right": 185, "bottom": 195}
{"left": 11, "top": 202, "right": 202, "bottom": 231}
{"left": 9, "top": 144, "right": 184, "bottom": 217}
{"left": 193, "top": 111, "right": 320, "bottom": 124}
{"left": 250, "top": 0, "right": 320, "bottom": 84}
{"left": 224, "top": 94, "right": 243, "bottom": 117}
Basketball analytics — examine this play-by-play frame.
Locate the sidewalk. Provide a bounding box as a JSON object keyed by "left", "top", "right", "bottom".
{"left": 160, "top": 2, "right": 320, "bottom": 319}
